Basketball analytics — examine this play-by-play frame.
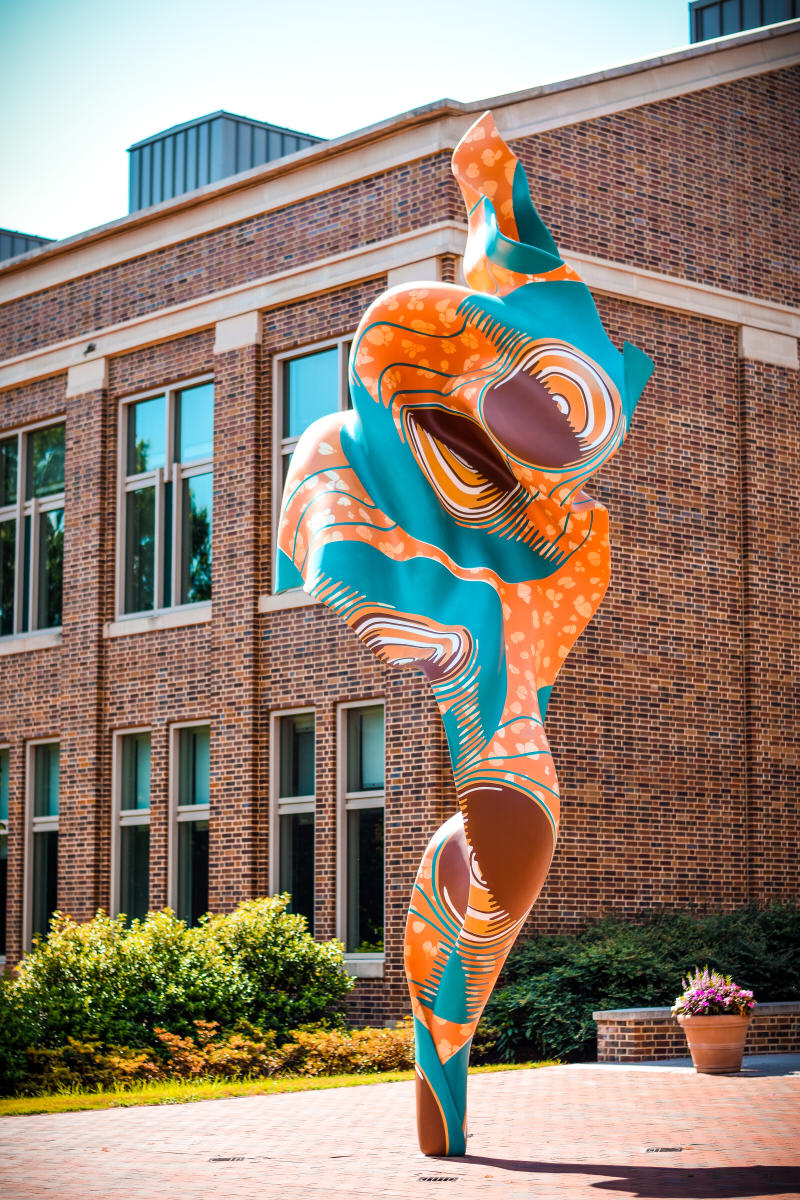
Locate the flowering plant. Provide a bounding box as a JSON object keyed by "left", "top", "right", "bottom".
{"left": 671, "top": 966, "right": 755, "bottom": 1018}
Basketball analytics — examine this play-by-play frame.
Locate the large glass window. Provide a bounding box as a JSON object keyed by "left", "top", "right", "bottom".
{"left": 114, "top": 731, "right": 151, "bottom": 923}
{"left": 121, "top": 381, "right": 213, "bottom": 615}
{"left": 341, "top": 704, "right": 384, "bottom": 955}
{"left": 274, "top": 341, "right": 351, "bottom": 583}
{"left": 29, "top": 741, "right": 59, "bottom": 943}
{"left": 173, "top": 724, "right": 210, "bottom": 926}
{"left": 0, "top": 423, "right": 65, "bottom": 638}
{"left": 0, "top": 747, "right": 8, "bottom": 958}
{"left": 274, "top": 711, "right": 315, "bottom": 933}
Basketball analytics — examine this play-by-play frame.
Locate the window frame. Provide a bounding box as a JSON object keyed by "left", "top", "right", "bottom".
{"left": 269, "top": 706, "right": 316, "bottom": 916}
{"left": 0, "top": 417, "right": 66, "bottom": 641}
{"left": 271, "top": 337, "right": 351, "bottom": 589}
{"left": 116, "top": 375, "right": 214, "bottom": 620}
{"left": 110, "top": 727, "right": 151, "bottom": 920}
{"left": 23, "top": 737, "right": 60, "bottom": 950}
{"left": 0, "top": 742, "right": 9, "bottom": 963}
{"left": 167, "top": 720, "right": 211, "bottom": 918}
{"left": 336, "top": 700, "right": 385, "bottom": 964}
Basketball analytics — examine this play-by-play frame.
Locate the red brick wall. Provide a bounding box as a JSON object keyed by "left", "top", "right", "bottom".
{"left": 529, "top": 300, "right": 751, "bottom": 932}
{"left": 260, "top": 606, "right": 453, "bottom": 1024}
{"left": 596, "top": 1004, "right": 800, "bottom": 1061}
{"left": 0, "top": 154, "right": 458, "bottom": 360}
{"left": 2, "top": 65, "right": 797, "bottom": 364}
{"left": 1, "top": 373, "right": 68, "bottom": 965}
{"left": 739, "top": 360, "right": 800, "bottom": 903}
{"left": 0, "top": 62, "right": 796, "bottom": 1028}
{"left": 512, "top": 67, "right": 800, "bottom": 306}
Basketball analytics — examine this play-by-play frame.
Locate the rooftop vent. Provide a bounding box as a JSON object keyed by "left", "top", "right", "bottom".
{"left": 0, "top": 228, "right": 55, "bottom": 263}
{"left": 689, "top": 0, "right": 798, "bottom": 41}
{"left": 127, "top": 111, "right": 324, "bottom": 212}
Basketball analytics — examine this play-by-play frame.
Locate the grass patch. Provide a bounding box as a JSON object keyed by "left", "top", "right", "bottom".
{"left": 0, "top": 1060, "right": 558, "bottom": 1118}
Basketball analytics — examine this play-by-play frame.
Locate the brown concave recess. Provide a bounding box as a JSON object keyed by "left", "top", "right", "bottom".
{"left": 483, "top": 370, "right": 584, "bottom": 470}
{"left": 410, "top": 407, "right": 517, "bottom": 492}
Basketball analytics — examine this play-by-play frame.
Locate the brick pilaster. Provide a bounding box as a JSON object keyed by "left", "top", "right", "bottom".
{"left": 208, "top": 327, "right": 263, "bottom": 911}
{"left": 58, "top": 373, "right": 109, "bottom": 921}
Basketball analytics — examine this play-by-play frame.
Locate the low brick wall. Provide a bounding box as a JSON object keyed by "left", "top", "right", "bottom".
{"left": 593, "top": 1002, "right": 800, "bottom": 1062}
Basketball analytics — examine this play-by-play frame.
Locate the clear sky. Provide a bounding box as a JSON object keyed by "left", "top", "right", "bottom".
{"left": 2, "top": 0, "right": 694, "bottom": 242}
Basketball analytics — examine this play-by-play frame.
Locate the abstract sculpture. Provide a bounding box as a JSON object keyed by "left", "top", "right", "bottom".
{"left": 277, "top": 112, "right": 653, "bottom": 1155}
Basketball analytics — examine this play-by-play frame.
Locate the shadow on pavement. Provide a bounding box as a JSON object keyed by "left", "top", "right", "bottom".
{"left": 459, "top": 1156, "right": 800, "bottom": 1198}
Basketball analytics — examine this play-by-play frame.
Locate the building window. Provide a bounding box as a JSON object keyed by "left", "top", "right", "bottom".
{"left": 119, "top": 379, "right": 213, "bottom": 617}
{"left": 170, "top": 723, "right": 210, "bottom": 926}
{"left": 338, "top": 703, "right": 385, "bottom": 955}
{"left": 0, "top": 746, "right": 8, "bottom": 959}
{"left": 26, "top": 740, "right": 59, "bottom": 945}
{"left": 112, "top": 730, "right": 151, "bottom": 923}
{"left": 271, "top": 709, "right": 315, "bottom": 933}
{"left": 273, "top": 339, "right": 350, "bottom": 580}
{"left": 0, "top": 422, "right": 65, "bottom": 638}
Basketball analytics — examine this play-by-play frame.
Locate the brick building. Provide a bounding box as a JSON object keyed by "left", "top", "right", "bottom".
{"left": 0, "top": 22, "right": 797, "bottom": 1022}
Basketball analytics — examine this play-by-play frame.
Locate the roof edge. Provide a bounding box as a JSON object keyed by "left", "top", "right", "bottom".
{"left": 127, "top": 110, "right": 324, "bottom": 152}
{"left": 1, "top": 19, "right": 797, "bottom": 280}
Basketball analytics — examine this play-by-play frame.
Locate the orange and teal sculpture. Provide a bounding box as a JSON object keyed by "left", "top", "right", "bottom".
{"left": 277, "top": 112, "right": 653, "bottom": 1155}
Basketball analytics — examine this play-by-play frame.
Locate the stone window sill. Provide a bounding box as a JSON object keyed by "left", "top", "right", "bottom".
{"left": 0, "top": 630, "right": 62, "bottom": 656}
{"left": 258, "top": 591, "right": 318, "bottom": 612}
{"left": 104, "top": 604, "right": 212, "bottom": 638}
{"left": 343, "top": 955, "right": 385, "bottom": 979}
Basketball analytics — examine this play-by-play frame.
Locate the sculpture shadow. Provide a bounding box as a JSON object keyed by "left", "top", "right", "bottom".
{"left": 458, "top": 1156, "right": 800, "bottom": 1198}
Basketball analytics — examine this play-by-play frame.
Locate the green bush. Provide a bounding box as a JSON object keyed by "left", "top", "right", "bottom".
{"left": 481, "top": 904, "right": 800, "bottom": 1063}
{"left": 15, "top": 1017, "right": 415, "bottom": 1096}
{"left": 277, "top": 1017, "right": 414, "bottom": 1076}
{"left": 1, "top": 896, "right": 353, "bottom": 1094}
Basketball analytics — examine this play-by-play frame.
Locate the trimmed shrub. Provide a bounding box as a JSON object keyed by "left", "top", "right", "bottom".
{"left": 277, "top": 1018, "right": 414, "bottom": 1076}
{"left": 15, "top": 1017, "right": 415, "bottom": 1095}
{"left": 22, "top": 1039, "right": 163, "bottom": 1095}
{"left": 1, "top": 896, "right": 353, "bottom": 1094}
{"left": 481, "top": 904, "right": 800, "bottom": 1063}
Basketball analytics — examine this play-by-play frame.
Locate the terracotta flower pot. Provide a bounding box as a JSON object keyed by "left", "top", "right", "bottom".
{"left": 677, "top": 1013, "right": 751, "bottom": 1074}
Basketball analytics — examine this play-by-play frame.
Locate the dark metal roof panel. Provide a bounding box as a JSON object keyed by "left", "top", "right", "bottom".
{"left": 689, "top": 0, "right": 799, "bottom": 42}
{"left": 0, "top": 228, "right": 55, "bottom": 263}
{"left": 128, "top": 111, "right": 324, "bottom": 212}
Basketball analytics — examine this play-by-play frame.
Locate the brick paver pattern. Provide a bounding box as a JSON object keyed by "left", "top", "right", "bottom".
{"left": 2, "top": 1063, "right": 799, "bottom": 1200}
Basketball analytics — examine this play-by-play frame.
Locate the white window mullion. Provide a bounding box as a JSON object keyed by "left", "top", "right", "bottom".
{"left": 27, "top": 497, "right": 39, "bottom": 631}
{"left": 171, "top": 461, "right": 180, "bottom": 608}
{"left": 12, "top": 433, "right": 24, "bottom": 635}
{"left": 153, "top": 467, "right": 164, "bottom": 612}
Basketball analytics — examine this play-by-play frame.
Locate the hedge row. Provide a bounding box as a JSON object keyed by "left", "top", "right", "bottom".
{"left": 481, "top": 904, "right": 800, "bottom": 1062}
{"left": 4, "top": 900, "right": 798, "bottom": 1093}
{"left": 1, "top": 897, "right": 353, "bottom": 1094}
{"left": 19, "top": 1018, "right": 416, "bottom": 1096}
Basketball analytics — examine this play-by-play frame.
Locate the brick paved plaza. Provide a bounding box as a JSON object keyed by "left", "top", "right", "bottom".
{"left": 2, "top": 1057, "right": 799, "bottom": 1200}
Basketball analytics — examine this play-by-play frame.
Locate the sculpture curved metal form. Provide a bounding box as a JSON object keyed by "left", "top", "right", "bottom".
{"left": 277, "top": 111, "right": 654, "bottom": 1156}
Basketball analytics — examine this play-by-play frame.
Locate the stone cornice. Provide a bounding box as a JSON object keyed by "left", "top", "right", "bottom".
{"left": 0, "top": 22, "right": 797, "bottom": 305}
{"left": 1, "top": 222, "right": 797, "bottom": 393}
